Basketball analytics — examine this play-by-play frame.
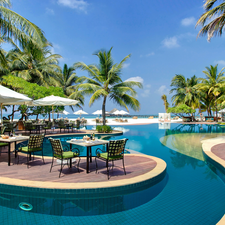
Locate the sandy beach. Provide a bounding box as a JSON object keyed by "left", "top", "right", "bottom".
{"left": 85, "top": 118, "right": 183, "bottom": 126}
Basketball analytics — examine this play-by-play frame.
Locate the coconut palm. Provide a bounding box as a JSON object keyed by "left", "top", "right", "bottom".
{"left": 0, "top": 0, "right": 46, "bottom": 47}
{"left": 196, "top": 0, "right": 225, "bottom": 41}
{"left": 170, "top": 75, "right": 201, "bottom": 111}
{"left": 74, "top": 48, "right": 142, "bottom": 125}
{"left": 161, "top": 94, "right": 169, "bottom": 112}
{"left": 197, "top": 65, "right": 225, "bottom": 121}
{"left": 5, "top": 42, "right": 62, "bottom": 87}
{"left": 58, "top": 64, "right": 84, "bottom": 107}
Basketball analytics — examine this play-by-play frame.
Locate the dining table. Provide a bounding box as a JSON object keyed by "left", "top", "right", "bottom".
{"left": 0, "top": 135, "right": 30, "bottom": 166}
{"left": 66, "top": 138, "right": 109, "bottom": 173}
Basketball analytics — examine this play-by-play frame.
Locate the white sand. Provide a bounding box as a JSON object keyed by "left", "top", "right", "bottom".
{"left": 85, "top": 118, "right": 182, "bottom": 126}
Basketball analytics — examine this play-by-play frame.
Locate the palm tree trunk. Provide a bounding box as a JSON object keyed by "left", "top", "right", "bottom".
{"left": 215, "top": 96, "right": 218, "bottom": 122}
{"left": 102, "top": 96, "right": 107, "bottom": 125}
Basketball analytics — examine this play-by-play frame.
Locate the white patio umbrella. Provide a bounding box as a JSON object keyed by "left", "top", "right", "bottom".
{"left": 92, "top": 110, "right": 109, "bottom": 118}
{"left": 92, "top": 110, "right": 103, "bottom": 115}
{"left": 74, "top": 110, "right": 88, "bottom": 118}
{"left": 112, "top": 110, "right": 121, "bottom": 116}
{"left": 119, "top": 110, "right": 129, "bottom": 118}
{"left": 32, "top": 95, "right": 79, "bottom": 125}
{"left": 0, "top": 85, "right": 32, "bottom": 123}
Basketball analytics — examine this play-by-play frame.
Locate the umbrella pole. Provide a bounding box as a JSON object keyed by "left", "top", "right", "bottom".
{"left": 52, "top": 105, "right": 54, "bottom": 127}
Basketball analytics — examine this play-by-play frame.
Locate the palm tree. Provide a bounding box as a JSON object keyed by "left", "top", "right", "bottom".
{"left": 74, "top": 48, "right": 142, "bottom": 125}
{"left": 0, "top": 0, "right": 47, "bottom": 47}
{"left": 196, "top": 0, "right": 225, "bottom": 41}
{"left": 5, "top": 42, "right": 62, "bottom": 87}
{"left": 161, "top": 94, "right": 169, "bottom": 112}
{"left": 170, "top": 75, "right": 201, "bottom": 110}
{"left": 58, "top": 64, "right": 84, "bottom": 108}
{"left": 197, "top": 65, "right": 225, "bottom": 121}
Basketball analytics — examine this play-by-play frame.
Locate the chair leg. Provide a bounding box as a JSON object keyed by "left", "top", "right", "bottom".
{"left": 42, "top": 150, "right": 45, "bottom": 164}
{"left": 77, "top": 157, "right": 80, "bottom": 172}
{"left": 95, "top": 157, "right": 98, "bottom": 173}
{"left": 27, "top": 154, "right": 29, "bottom": 169}
{"left": 122, "top": 158, "right": 126, "bottom": 175}
{"left": 106, "top": 160, "right": 109, "bottom": 180}
{"left": 112, "top": 161, "right": 114, "bottom": 171}
{"left": 50, "top": 157, "right": 54, "bottom": 172}
{"left": 59, "top": 159, "right": 63, "bottom": 178}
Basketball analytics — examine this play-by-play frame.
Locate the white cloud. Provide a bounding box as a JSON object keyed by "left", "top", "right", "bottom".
{"left": 46, "top": 8, "right": 54, "bottom": 15}
{"left": 125, "top": 76, "right": 143, "bottom": 83}
{"left": 156, "top": 85, "right": 169, "bottom": 95}
{"left": 215, "top": 60, "right": 225, "bottom": 66}
{"left": 140, "top": 52, "right": 155, "bottom": 57}
{"left": 141, "top": 84, "right": 151, "bottom": 97}
{"left": 181, "top": 17, "right": 196, "bottom": 26}
{"left": 162, "top": 36, "right": 179, "bottom": 48}
{"left": 123, "top": 63, "right": 130, "bottom": 69}
{"left": 57, "top": 0, "right": 88, "bottom": 13}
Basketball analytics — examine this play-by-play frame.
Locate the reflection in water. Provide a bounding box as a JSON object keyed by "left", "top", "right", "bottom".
{"left": 0, "top": 174, "right": 168, "bottom": 216}
{"left": 160, "top": 124, "right": 225, "bottom": 171}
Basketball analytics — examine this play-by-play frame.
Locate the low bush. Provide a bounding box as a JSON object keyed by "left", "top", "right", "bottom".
{"left": 96, "top": 125, "right": 113, "bottom": 133}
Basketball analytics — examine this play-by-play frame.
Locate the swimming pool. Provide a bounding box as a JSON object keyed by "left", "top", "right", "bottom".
{"left": 1, "top": 123, "right": 225, "bottom": 224}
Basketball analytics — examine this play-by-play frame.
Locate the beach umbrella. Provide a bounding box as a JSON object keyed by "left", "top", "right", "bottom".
{"left": 92, "top": 110, "right": 103, "bottom": 115}
{"left": 112, "top": 110, "right": 121, "bottom": 115}
{"left": 119, "top": 110, "right": 129, "bottom": 118}
{"left": 32, "top": 95, "right": 79, "bottom": 125}
{"left": 0, "top": 85, "right": 32, "bottom": 123}
{"left": 74, "top": 110, "right": 88, "bottom": 118}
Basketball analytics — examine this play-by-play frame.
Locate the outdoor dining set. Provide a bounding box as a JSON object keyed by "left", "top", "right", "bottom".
{"left": 0, "top": 130, "right": 128, "bottom": 179}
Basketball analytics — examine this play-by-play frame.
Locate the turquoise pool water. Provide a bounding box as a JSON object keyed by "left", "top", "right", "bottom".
{"left": 1, "top": 123, "right": 225, "bottom": 224}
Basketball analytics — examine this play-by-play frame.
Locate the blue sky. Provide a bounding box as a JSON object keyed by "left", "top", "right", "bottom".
{"left": 6, "top": 0, "right": 225, "bottom": 115}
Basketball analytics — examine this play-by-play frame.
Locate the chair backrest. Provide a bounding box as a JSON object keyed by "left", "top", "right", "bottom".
{"left": 47, "top": 122, "right": 52, "bottom": 128}
{"left": 58, "top": 120, "right": 64, "bottom": 126}
{"left": 5, "top": 123, "right": 14, "bottom": 130}
{"left": 1, "top": 126, "right": 5, "bottom": 134}
{"left": 49, "top": 138, "right": 63, "bottom": 156}
{"left": 28, "top": 134, "right": 44, "bottom": 150}
{"left": 108, "top": 138, "right": 128, "bottom": 157}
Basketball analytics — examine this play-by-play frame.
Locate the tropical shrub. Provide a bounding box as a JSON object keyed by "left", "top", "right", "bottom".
{"left": 96, "top": 125, "right": 113, "bottom": 133}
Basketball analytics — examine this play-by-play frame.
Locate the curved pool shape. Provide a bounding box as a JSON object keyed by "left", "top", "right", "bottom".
{"left": 2, "top": 123, "right": 225, "bottom": 224}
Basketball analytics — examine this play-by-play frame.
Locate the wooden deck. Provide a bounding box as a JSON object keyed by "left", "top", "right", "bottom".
{"left": 0, "top": 148, "right": 157, "bottom": 183}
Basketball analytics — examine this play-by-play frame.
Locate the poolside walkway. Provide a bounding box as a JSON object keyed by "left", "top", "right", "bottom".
{"left": 202, "top": 137, "right": 225, "bottom": 225}
{"left": 0, "top": 147, "right": 166, "bottom": 189}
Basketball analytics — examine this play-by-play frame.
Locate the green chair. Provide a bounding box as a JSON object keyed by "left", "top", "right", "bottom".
{"left": 4, "top": 123, "right": 16, "bottom": 135}
{"left": 43, "top": 122, "right": 52, "bottom": 134}
{"left": 73, "top": 120, "right": 81, "bottom": 131}
{"left": 24, "top": 122, "right": 36, "bottom": 134}
{"left": 0, "top": 126, "right": 8, "bottom": 155}
{"left": 49, "top": 138, "right": 80, "bottom": 177}
{"left": 57, "top": 120, "right": 66, "bottom": 133}
{"left": 17, "top": 134, "right": 45, "bottom": 168}
{"left": 95, "top": 138, "right": 128, "bottom": 179}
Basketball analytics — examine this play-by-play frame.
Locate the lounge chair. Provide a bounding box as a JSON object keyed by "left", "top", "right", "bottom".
{"left": 95, "top": 138, "right": 128, "bottom": 179}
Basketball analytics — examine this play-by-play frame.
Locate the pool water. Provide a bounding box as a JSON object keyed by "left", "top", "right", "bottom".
{"left": 1, "top": 123, "right": 225, "bottom": 225}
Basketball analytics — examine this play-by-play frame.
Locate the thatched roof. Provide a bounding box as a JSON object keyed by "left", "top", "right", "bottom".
{"left": 109, "top": 108, "right": 118, "bottom": 114}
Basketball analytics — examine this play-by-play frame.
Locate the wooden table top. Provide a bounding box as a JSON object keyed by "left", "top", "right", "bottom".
{"left": 67, "top": 139, "right": 109, "bottom": 147}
